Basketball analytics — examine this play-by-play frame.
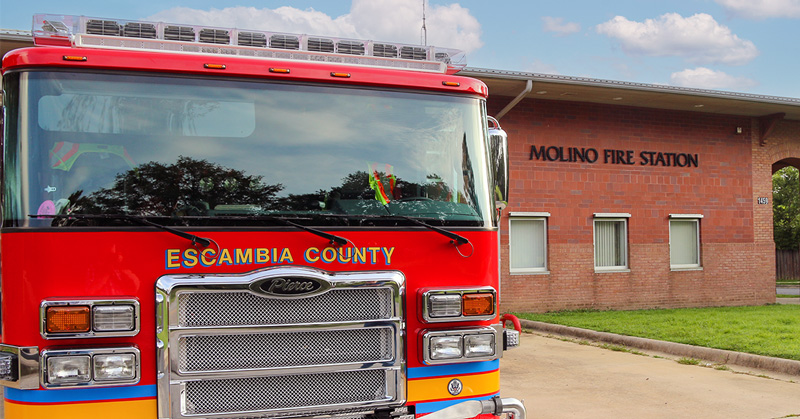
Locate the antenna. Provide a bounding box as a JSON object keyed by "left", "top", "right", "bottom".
{"left": 421, "top": 0, "right": 427, "bottom": 46}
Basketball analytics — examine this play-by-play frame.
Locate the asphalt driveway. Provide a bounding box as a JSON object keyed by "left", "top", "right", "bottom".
{"left": 499, "top": 333, "right": 800, "bottom": 419}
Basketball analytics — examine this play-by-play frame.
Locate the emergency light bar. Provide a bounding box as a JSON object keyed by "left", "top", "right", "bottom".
{"left": 32, "top": 14, "right": 467, "bottom": 74}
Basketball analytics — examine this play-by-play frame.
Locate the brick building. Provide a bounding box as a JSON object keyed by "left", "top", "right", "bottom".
{"left": 464, "top": 69, "right": 800, "bottom": 312}
{"left": 4, "top": 34, "right": 800, "bottom": 312}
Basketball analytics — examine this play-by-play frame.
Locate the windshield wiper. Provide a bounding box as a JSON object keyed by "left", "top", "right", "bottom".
{"left": 253, "top": 215, "right": 348, "bottom": 246}
{"left": 30, "top": 213, "right": 212, "bottom": 247}
{"left": 390, "top": 215, "right": 469, "bottom": 246}
{"left": 31, "top": 213, "right": 349, "bottom": 247}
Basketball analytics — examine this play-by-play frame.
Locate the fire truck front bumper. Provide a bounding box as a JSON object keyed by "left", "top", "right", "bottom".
{"left": 425, "top": 396, "right": 526, "bottom": 419}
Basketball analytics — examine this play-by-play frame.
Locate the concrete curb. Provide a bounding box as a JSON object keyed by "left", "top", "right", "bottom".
{"left": 520, "top": 319, "right": 800, "bottom": 376}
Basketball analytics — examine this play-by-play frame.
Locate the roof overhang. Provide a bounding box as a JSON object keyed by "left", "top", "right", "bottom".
{"left": 4, "top": 31, "right": 800, "bottom": 122}
{"left": 461, "top": 67, "right": 800, "bottom": 121}
{"left": 0, "top": 30, "right": 34, "bottom": 57}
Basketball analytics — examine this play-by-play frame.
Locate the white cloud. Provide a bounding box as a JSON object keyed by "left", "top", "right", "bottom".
{"left": 542, "top": 17, "right": 581, "bottom": 36}
{"left": 146, "top": 0, "right": 482, "bottom": 54}
{"left": 670, "top": 67, "right": 758, "bottom": 90}
{"left": 596, "top": 13, "right": 759, "bottom": 65}
{"left": 715, "top": 0, "right": 800, "bottom": 19}
{"left": 525, "top": 60, "right": 560, "bottom": 75}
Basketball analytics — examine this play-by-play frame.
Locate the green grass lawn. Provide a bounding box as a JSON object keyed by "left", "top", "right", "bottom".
{"left": 516, "top": 305, "right": 800, "bottom": 361}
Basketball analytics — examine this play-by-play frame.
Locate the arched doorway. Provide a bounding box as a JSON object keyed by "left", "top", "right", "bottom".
{"left": 772, "top": 158, "right": 800, "bottom": 298}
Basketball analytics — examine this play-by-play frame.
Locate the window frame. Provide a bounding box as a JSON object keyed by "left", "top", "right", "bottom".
{"left": 669, "top": 214, "right": 703, "bottom": 270}
{"left": 593, "top": 213, "right": 630, "bottom": 273}
{"left": 508, "top": 212, "right": 550, "bottom": 274}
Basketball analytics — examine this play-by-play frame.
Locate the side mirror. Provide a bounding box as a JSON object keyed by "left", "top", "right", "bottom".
{"left": 487, "top": 116, "right": 509, "bottom": 212}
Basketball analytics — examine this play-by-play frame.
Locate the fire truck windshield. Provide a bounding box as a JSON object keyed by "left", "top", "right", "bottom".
{"left": 3, "top": 71, "right": 493, "bottom": 228}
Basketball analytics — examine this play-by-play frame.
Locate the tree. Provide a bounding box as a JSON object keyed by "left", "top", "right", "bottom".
{"left": 74, "top": 156, "right": 284, "bottom": 216}
{"left": 773, "top": 166, "right": 800, "bottom": 250}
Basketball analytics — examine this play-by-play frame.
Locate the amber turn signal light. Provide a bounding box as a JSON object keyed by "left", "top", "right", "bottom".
{"left": 462, "top": 293, "right": 494, "bottom": 316}
{"left": 46, "top": 306, "right": 91, "bottom": 333}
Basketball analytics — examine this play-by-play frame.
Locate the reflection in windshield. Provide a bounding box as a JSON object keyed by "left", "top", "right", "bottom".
{"left": 5, "top": 71, "right": 492, "bottom": 227}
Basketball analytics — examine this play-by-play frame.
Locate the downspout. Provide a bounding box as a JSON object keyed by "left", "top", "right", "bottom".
{"left": 494, "top": 79, "right": 532, "bottom": 120}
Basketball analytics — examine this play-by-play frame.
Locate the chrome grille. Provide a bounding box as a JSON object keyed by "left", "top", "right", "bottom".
{"left": 373, "top": 43, "right": 398, "bottom": 58}
{"left": 338, "top": 41, "right": 365, "bottom": 55}
{"left": 270, "top": 34, "right": 300, "bottom": 50}
{"left": 238, "top": 31, "right": 267, "bottom": 47}
{"left": 164, "top": 25, "right": 195, "bottom": 42}
{"left": 177, "top": 288, "right": 393, "bottom": 327}
{"left": 400, "top": 46, "right": 427, "bottom": 61}
{"left": 156, "top": 267, "right": 405, "bottom": 419}
{"left": 123, "top": 22, "right": 156, "bottom": 39}
{"left": 200, "top": 28, "right": 230, "bottom": 44}
{"left": 185, "top": 369, "right": 388, "bottom": 415}
{"left": 86, "top": 19, "right": 120, "bottom": 36}
{"left": 308, "top": 37, "right": 335, "bottom": 53}
{"left": 178, "top": 327, "right": 394, "bottom": 372}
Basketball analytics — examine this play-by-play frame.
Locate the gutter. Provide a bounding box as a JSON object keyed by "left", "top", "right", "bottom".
{"left": 495, "top": 79, "right": 532, "bottom": 121}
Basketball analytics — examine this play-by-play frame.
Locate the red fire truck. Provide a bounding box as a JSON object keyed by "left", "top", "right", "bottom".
{"left": 0, "top": 14, "right": 524, "bottom": 419}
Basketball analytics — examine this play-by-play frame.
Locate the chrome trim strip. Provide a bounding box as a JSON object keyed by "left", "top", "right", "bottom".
{"left": 156, "top": 266, "right": 406, "bottom": 419}
{"left": 40, "top": 298, "right": 140, "bottom": 339}
{"left": 422, "top": 326, "right": 501, "bottom": 365}
{"left": 0, "top": 344, "right": 40, "bottom": 389}
{"left": 170, "top": 322, "right": 400, "bottom": 379}
{"left": 40, "top": 346, "right": 141, "bottom": 389}
{"left": 421, "top": 287, "right": 496, "bottom": 323}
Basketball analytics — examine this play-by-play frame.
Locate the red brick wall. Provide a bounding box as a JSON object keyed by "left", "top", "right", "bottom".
{"left": 491, "top": 98, "right": 778, "bottom": 312}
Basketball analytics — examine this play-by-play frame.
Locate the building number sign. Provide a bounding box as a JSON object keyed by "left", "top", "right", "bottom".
{"left": 757, "top": 197, "right": 769, "bottom": 205}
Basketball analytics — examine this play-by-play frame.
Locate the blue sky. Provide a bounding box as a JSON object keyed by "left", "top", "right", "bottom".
{"left": 4, "top": 0, "right": 800, "bottom": 98}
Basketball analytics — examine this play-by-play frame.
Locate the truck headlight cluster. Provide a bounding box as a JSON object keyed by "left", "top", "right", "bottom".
{"left": 42, "top": 347, "right": 140, "bottom": 388}
{"left": 41, "top": 299, "right": 139, "bottom": 338}
{"left": 423, "top": 328, "right": 498, "bottom": 364}
{"left": 422, "top": 288, "right": 496, "bottom": 322}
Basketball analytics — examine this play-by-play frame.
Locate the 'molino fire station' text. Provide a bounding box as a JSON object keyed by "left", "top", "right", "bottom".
{"left": 530, "top": 145, "right": 699, "bottom": 167}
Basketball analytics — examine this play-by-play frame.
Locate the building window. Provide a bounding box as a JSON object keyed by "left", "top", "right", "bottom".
{"left": 593, "top": 214, "right": 630, "bottom": 271}
{"left": 669, "top": 215, "right": 702, "bottom": 269}
{"left": 509, "top": 212, "right": 549, "bottom": 274}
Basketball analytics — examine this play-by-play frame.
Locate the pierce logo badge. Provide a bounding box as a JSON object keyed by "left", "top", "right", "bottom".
{"left": 253, "top": 276, "right": 330, "bottom": 298}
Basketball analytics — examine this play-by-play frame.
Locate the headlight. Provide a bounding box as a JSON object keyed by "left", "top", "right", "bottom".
{"left": 93, "top": 305, "right": 136, "bottom": 332}
{"left": 46, "top": 355, "right": 91, "bottom": 384}
{"left": 429, "top": 335, "right": 463, "bottom": 360}
{"left": 41, "top": 299, "right": 140, "bottom": 338}
{"left": 423, "top": 327, "right": 499, "bottom": 364}
{"left": 464, "top": 333, "right": 495, "bottom": 358}
{"left": 427, "top": 294, "right": 462, "bottom": 318}
{"left": 422, "top": 288, "right": 496, "bottom": 322}
{"left": 93, "top": 353, "right": 137, "bottom": 381}
{"left": 41, "top": 347, "right": 140, "bottom": 388}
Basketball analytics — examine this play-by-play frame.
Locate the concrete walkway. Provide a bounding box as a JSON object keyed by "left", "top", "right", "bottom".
{"left": 500, "top": 333, "right": 800, "bottom": 419}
